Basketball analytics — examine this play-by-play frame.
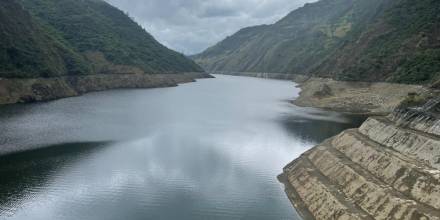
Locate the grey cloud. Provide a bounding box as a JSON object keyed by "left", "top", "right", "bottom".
{"left": 198, "top": 6, "right": 239, "bottom": 18}
{"left": 104, "top": 0, "right": 318, "bottom": 55}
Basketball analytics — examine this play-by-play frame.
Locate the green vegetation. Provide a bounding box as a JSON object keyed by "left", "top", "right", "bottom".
{"left": 0, "top": 0, "right": 90, "bottom": 78}
{"left": 193, "top": 0, "right": 440, "bottom": 84}
{"left": 192, "top": 0, "right": 357, "bottom": 74}
{"left": 0, "top": 0, "right": 202, "bottom": 78}
{"left": 324, "top": 0, "right": 440, "bottom": 84}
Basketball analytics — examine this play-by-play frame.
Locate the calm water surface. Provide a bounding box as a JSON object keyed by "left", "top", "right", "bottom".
{"left": 0, "top": 75, "right": 365, "bottom": 220}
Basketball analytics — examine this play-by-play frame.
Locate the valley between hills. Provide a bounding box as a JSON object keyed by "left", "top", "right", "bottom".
{"left": 1, "top": 0, "right": 440, "bottom": 219}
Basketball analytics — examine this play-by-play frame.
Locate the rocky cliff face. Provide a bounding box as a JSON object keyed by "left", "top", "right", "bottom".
{"left": 281, "top": 97, "right": 440, "bottom": 219}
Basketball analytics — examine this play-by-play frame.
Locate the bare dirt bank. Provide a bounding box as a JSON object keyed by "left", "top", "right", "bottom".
{"left": 282, "top": 98, "right": 440, "bottom": 220}
{"left": 0, "top": 72, "right": 213, "bottom": 105}
{"left": 293, "top": 78, "right": 429, "bottom": 115}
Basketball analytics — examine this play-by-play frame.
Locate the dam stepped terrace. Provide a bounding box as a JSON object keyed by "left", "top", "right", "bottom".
{"left": 282, "top": 98, "right": 440, "bottom": 220}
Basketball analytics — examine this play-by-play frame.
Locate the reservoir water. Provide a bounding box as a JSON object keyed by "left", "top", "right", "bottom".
{"left": 0, "top": 75, "right": 365, "bottom": 220}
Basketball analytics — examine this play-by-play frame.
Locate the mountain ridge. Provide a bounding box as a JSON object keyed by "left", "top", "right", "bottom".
{"left": 0, "top": 0, "right": 210, "bottom": 105}
{"left": 0, "top": 0, "right": 203, "bottom": 79}
{"left": 193, "top": 0, "right": 440, "bottom": 84}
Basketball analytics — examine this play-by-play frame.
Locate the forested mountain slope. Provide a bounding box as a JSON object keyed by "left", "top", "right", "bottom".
{"left": 193, "top": 0, "right": 440, "bottom": 84}
{"left": 0, "top": 0, "right": 90, "bottom": 78}
{"left": 0, "top": 0, "right": 203, "bottom": 79}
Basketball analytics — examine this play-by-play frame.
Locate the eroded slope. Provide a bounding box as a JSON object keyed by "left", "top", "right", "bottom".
{"left": 282, "top": 98, "right": 440, "bottom": 219}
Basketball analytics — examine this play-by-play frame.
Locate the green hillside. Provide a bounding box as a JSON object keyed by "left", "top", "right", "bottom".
{"left": 313, "top": 0, "right": 440, "bottom": 83}
{"left": 0, "top": 0, "right": 90, "bottom": 78}
{"left": 193, "top": 0, "right": 440, "bottom": 84}
{"left": 0, "top": 0, "right": 203, "bottom": 78}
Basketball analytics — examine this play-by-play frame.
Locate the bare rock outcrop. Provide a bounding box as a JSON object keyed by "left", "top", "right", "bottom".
{"left": 281, "top": 98, "right": 440, "bottom": 220}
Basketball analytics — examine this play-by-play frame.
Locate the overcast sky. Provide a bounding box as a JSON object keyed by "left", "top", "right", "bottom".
{"left": 104, "top": 0, "right": 317, "bottom": 55}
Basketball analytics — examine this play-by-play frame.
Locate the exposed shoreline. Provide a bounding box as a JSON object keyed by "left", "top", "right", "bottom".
{"left": 0, "top": 72, "right": 213, "bottom": 105}
{"left": 213, "top": 72, "right": 429, "bottom": 115}
{"left": 292, "top": 77, "right": 428, "bottom": 115}
{"left": 213, "top": 72, "right": 440, "bottom": 219}
{"left": 281, "top": 99, "right": 440, "bottom": 220}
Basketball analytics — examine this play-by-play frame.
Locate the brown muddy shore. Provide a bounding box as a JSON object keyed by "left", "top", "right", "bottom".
{"left": 0, "top": 72, "right": 213, "bottom": 105}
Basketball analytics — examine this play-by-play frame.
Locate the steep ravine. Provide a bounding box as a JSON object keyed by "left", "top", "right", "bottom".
{"left": 281, "top": 97, "right": 440, "bottom": 219}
